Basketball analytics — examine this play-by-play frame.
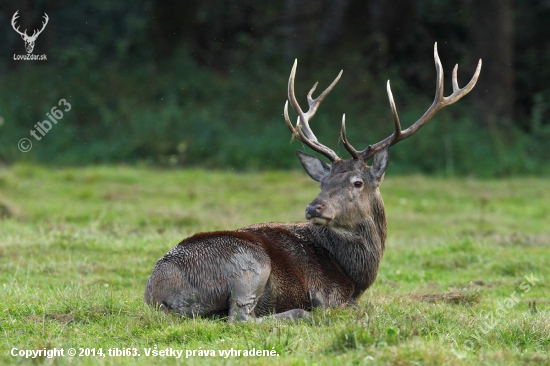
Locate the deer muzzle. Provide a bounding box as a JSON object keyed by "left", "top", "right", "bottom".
{"left": 305, "top": 202, "right": 334, "bottom": 226}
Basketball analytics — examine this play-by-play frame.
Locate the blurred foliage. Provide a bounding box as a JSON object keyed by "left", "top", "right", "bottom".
{"left": 0, "top": 0, "right": 548, "bottom": 176}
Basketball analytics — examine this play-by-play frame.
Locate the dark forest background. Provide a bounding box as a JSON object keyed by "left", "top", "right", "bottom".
{"left": 0, "top": 0, "right": 549, "bottom": 176}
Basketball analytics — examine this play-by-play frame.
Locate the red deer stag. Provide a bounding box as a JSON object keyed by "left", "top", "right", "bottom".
{"left": 144, "top": 43, "right": 481, "bottom": 321}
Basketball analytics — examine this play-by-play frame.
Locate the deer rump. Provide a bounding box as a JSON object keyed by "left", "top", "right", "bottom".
{"left": 144, "top": 223, "right": 362, "bottom": 321}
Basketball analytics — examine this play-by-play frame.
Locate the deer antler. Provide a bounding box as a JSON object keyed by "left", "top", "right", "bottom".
{"left": 30, "top": 13, "right": 49, "bottom": 40}
{"left": 343, "top": 43, "right": 482, "bottom": 161}
{"left": 11, "top": 11, "right": 27, "bottom": 38}
{"left": 284, "top": 60, "right": 343, "bottom": 162}
{"left": 11, "top": 11, "right": 48, "bottom": 40}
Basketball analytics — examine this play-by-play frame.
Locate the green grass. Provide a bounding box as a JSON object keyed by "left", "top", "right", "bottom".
{"left": 0, "top": 165, "right": 548, "bottom": 365}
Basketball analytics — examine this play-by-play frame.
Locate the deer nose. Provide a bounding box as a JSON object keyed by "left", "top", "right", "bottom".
{"left": 305, "top": 204, "right": 324, "bottom": 219}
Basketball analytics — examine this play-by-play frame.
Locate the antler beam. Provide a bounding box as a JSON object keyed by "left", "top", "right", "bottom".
{"left": 347, "top": 43, "right": 482, "bottom": 161}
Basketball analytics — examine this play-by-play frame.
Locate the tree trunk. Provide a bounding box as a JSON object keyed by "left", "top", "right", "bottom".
{"left": 471, "top": 0, "right": 515, "bottom": 129}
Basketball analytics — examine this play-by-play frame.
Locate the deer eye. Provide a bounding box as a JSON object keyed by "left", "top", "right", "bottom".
{"left": 353, "top": 181, "right": 363, "bottom": 188}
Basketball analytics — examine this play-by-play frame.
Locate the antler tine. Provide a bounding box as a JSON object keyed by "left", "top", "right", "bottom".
{"left": 434, "top": 43, "right": 445, "bottom": 103}
{"left": 306, "top": 70, "right": 343, "bottom": 125}
{"left": 452, "top": 64, "right": 460, "bottom": 92}
{"left": 386, "top": 80, "right": 402, "bottom": 145}
{"left": 445, "top": 58, "right": 482, "bottom": 104}
{"left": 358, "top": 42, "right": 482, "bottom": 161}
{"left": 341, "top": 114, "right": 360, "bottom": 159}
{"left": 286, "top": 59, "right": 343, "bottom": 162}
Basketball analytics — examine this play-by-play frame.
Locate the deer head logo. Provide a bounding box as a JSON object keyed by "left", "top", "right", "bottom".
{"left": 11, "top": 11, "right": 49, "bottom": 54}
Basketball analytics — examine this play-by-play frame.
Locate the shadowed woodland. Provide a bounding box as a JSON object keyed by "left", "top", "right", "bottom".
{"left": 0, "top": 0, "right": 549, "bottom": 176}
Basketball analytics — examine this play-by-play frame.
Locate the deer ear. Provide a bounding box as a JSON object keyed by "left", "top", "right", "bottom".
{"left": 296, "top": 150, "right": 331, "bottom": 182}
{"left": 370, "top": 146, "right": 390, "bottom": 180}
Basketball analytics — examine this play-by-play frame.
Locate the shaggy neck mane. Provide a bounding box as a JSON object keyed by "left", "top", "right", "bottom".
{"left": 310, "top": 194, "right": 386, "bottom": 297}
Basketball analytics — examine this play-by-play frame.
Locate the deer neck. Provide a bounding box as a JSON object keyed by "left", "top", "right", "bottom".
{"left": 310, "top": 195, "right": 387, "bottom": 295}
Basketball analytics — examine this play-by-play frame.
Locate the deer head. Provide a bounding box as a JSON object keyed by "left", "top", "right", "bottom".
{"left": 11, "top": 11, "right": 49, "bottom": 54}
{"left": 285, "top": 43, "right": 482, "bottom": 228}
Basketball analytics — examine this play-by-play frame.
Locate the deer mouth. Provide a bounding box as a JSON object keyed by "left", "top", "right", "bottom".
{"left": 308, "top": 216, "right": 333, "bottom": 226}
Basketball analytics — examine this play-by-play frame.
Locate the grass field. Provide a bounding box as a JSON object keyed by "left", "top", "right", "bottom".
{"left": 0, "top": 164, "right": 548, "bottom": 365}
